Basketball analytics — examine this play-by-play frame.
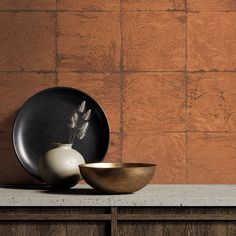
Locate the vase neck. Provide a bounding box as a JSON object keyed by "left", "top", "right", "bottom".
{"left": 57, "top": 144, "right": 72, "bottom": 149}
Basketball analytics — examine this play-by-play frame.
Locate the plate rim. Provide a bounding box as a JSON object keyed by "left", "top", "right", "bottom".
{"left": 12, "top": 86, "right": 110, "bottom": 179}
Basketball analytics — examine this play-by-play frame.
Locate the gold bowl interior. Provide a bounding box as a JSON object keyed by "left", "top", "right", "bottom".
{"left": 79, "top": 163, "right": 156, "bottom": 194}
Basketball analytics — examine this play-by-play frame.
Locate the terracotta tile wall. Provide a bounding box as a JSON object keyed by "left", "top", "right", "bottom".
{"left": 0, "top": 0, "right": 236, "bottom": 184}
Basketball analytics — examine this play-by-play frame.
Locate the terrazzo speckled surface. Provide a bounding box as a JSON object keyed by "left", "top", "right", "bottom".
{"left": 0, "top": 184, "right": 236, "bottom": 207}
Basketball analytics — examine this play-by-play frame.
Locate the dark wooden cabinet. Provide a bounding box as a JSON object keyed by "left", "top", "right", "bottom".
{"left": 0, "top": 207, "right": 235, "bottom": 236}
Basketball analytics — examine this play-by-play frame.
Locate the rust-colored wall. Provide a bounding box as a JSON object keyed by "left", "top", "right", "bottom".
{"left": 0, "top": 0, "right": 236, "bottom": 184}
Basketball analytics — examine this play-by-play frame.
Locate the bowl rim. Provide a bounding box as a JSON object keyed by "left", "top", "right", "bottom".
{"left": 79, "top": 162, "right": 156, "bottom": 169}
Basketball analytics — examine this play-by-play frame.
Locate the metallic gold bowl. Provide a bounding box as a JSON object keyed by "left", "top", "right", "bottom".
{"left": 79, "top": 163, "right": 156, "bottom": 194}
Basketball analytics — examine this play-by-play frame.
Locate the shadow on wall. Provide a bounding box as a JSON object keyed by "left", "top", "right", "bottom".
{"left": 0, "top": 111, "right": 41, "bottom": 185}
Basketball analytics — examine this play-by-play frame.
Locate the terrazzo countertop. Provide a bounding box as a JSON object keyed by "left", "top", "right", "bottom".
{"left": 0, "top": 184, "right": 235, "bottom": 207}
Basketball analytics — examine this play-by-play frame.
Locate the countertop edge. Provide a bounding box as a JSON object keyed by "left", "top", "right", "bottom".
{"left": 0, "top": 184, "right": 236, "bottom": 207}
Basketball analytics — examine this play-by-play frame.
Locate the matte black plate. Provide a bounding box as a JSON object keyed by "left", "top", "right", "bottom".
{"left": 13, "top": 87, "right": 110, "bottom": 179}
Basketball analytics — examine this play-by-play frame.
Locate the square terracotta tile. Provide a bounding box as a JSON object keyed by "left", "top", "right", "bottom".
{"left": 122, "top": 0, "right": 185, "bottom": 11}
{"left": 187, "top": 13, "right": 236, "bottom": 71}
{"left": 0, "top": 12, "right": 55, "bottom": 72}
{"left": 124, "top": 72, "right": 186, "bottom": 133}
{"left": 58, "top": 72, "right": 121, "bottom": 133}
{"left": 123, "top": 12, "right": 186, "bottom": 71}
{"left": 57, "top": 12, "right": 121, "bottom": 72}
{"left": 0, "top": 0, "right": 56, "bottom": 10}
{"left": 123, "top": 132, "right": 186, "bottom": 184}
{"left": 103, "top": 133, "right": 121, "bottom": 163}
{"left": 187, "top": 132, "right": 236, "bottom": 184}
{"left": 57, "top": 0, "right": 120, "bottom": 11}
{"left": 187, "top": 72, "right": 236, "bottom": 132}
{"left": 0, "top": 133, "right": 41, "bottom": 184}
{"left": 187, "top": 0, "right": 236, "bottom": 12}
{"left": 0, "top": 72, "right": 55, "bottom": 133}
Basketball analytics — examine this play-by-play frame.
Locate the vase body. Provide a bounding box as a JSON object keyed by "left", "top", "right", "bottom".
{"left": 38, "top": 144, "right": 85, "bottom": 189}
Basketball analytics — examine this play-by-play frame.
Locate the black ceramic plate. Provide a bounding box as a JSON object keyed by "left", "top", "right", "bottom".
{"left": 13, "top": 87, "right": 110, "bottom": 179}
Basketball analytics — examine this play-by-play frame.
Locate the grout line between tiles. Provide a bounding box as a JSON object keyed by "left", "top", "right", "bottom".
{"left": 0, "top": 10, "right": 57, "bottom": 12}
{"left": 54, "top": 11, "right": 58, "bottom": 86}
{"left": 0, "top": 10, "right": 117, "bottom": 13}
{"left": 1, "top": 70, "right": 236, "bottom": 74}
{"left": 56, "top": 70, "right": 184, "bottom": 73}
{"left": 187, "top": 10, "right": 236, "bottom": 13}
{"left": 185, "top": 0, "right": 188, "bottom": 184}
{"left": 184, "top": 11, "right": 188, "bottom": 111}
{"left": 0, "top": 71, "right": 56, "bottom": 74}
{"left": 0, "top": 10, "right": 185, "bottom": 13}
{"left": 123, "top": 70, "right": 185, "bottom": 73}
{"left": 54, "top": 0, "right": 59, "bottom": 86}
{"left": 186, "top": 131, "right": 236, "bottom": 134}
{"left": 1, "top": 9, "right": 236, "bottom": 13}
{"left": 119, "top": 0, "right": 124, "bottom": 162}
{"left": 112, "top": 130, "right": 236, "bottom": 135}
{"left": 185, "top": 0, "right": 187, "bottom": 12}
{"left": 52, "top": 71, "right": 121, "bottom": 74}
{"left": 187, "top": 70, "right": 236, "bottom": 73}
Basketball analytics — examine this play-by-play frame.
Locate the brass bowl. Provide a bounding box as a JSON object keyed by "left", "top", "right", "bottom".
{"left": 79, "top": 163, "right": 156, "bottom": 194}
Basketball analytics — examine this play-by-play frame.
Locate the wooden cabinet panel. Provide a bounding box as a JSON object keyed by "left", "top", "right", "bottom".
{"left": 118, "top": 222, "right": 164, "bottom": 236}
{"left": 187, "top": 222, "right": 236, "bottom": 236}
{"left": 118, "top": 222, "right": 236, "bottom": 236}
{"left": 64, "top": 222, "right": 107, "bottom": 236}
{"left": 0, "top": 207, "right": 235, "bottom": 236}
{"left": 0, "top": 222, "right": 108, "bottom": 236}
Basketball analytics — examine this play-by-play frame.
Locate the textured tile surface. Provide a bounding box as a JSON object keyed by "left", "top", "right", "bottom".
{"left": 58, "top": 72, "right": 121, "bottom": 133}
{"left": 0, "top": 12, "right": 55, "bottom": 72}
{"left": 187, "top": 132, "right": 236, "bottom": 183}
{"left": 188, "top": 0, "right": 236, "bottom": 12}
{"left": 123, "top": 132, "right": 186, "bottom": 183}
{"left": 187, "top": 72, "right": 236, "bottom": 132}
{"left": 124, "top": 72, "right": 186, "bottom": 133}
{"left": 57, "top": 0, "right": 120, "bottom": 11}
{"left": 57, "top": 12, "right": 121, "bottom": 72}
{"left": 188, "top": 12, "right": 236, "bottom": 71}
{"left": 123, "top": 12, "right": 186, "bottom": 71}
{"left": 0, "top": 72, "right": 55, "bottom": 133}
{"left": 122, "top": 0, "right": 185, "bottom": 11}
{"left": 103, "top": 133, "right": 121, "bottom": 163}
{"left": 0, "top": 1, "right": 235, "bottom": 184}
{"left": 0, "top": 0, "right": 56, "bottom": 10}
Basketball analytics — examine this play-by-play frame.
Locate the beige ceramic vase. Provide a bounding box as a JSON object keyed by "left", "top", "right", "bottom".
{"left": 38, "top": 144, "right": 85, "bottom": 189}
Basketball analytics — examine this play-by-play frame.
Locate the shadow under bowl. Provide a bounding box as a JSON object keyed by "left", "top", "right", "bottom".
{"left": 79, "top": 163, "right": 156, "bottom": 194}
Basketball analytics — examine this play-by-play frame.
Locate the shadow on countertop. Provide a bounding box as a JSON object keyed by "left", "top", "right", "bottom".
{"left": 0, "top": 184, "right": 49, "bottom": 190}
{"left": 40, "top": 188, "right": 106, "bottom": 195}
{"left": 0, "top": 184, "right": 111, "bottom": 195}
